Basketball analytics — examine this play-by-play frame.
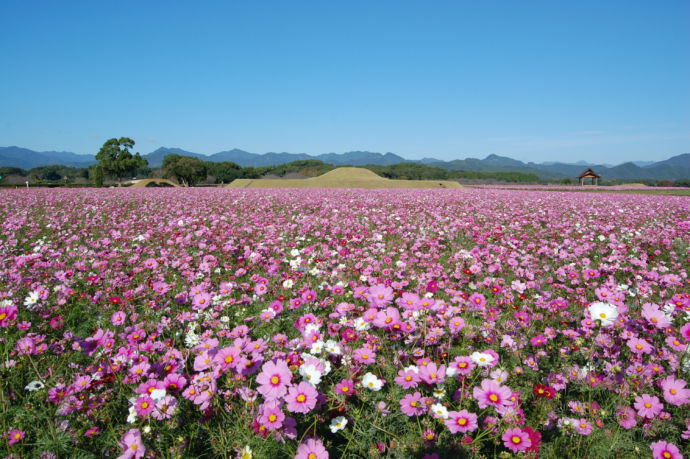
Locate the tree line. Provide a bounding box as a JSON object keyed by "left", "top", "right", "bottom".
{"left": 2, "top": 137, "right": 689, "bottom": 187}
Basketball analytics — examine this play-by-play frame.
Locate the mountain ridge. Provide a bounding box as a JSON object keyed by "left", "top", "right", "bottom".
{"left": 1, "top": 146, "right": 688, "bottom": 180}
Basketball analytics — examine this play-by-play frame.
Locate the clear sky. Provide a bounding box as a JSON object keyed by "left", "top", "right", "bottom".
{"left": 1, "top": 1, "right": 688, "bottom": 164}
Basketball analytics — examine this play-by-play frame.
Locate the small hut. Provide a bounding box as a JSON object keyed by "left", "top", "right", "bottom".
{"left": 578, "top": 168, "right": 601, "bottom": 186}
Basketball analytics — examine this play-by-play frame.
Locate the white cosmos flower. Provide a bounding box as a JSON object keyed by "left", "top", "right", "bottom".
{"left": 282, "top": 279, "right": 294, "bottom": 289}
{"left": 24, "top": 291, "right": 39, "bottom": 307}
{"left": 127, "top": 405, "right": 138, "bottom": 423}
{"left": 310, "top": 340, "right": 324, "bottom": 354}
{"left": 430, "top": 403, "right": 449, "bottom": 419}
{"left": 329, "top": 416, "right": 348, "bottom": 433}
{"left": 325, "top": 340, "right": 341, "bottom": 355}
{"left": 588, "top": 302, "right": 619, "bottom": 327}
{"left": 25, "top": 380, "right": 45, "bottom": 392}
{"left": 150, "top": 389, "right": 167, "bottom": 402}
{"left": 470, "top": 351, "right": 495, "bottom": 367}
{"left": 290, "top": 248, "right": 300, "bottom": 257}
{"left": 353, "top": 318, "right": 370, "bottom": 331}
{"left": 361, "top": 372, "right": 383, "bottom": 391}
{"left": 299, "top": 364, "right": 322, "bottom": 386}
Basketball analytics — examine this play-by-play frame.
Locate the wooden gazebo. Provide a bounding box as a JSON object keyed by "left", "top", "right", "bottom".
{"left": 578, "top": 168, "right": 600, "bottom": 186}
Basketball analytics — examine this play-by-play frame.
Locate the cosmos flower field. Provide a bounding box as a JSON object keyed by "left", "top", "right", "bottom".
{"left": 1, "top": 187, "right": 689, "bottom": 459}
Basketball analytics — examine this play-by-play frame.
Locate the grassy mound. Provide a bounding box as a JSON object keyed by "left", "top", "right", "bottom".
{"left": 227, "top": 167, "right": 463, "bottom": 189}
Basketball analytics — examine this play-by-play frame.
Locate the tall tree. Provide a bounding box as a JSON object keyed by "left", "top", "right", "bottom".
{"left": 95, "top": 137, "right": 148, "bottom": 184}
{"left": 164, "top": 156, "right": 207, "bottom": 187}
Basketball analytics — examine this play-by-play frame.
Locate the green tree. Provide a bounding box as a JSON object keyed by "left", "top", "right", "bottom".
{"left": 92, "top": 165, "right": 105, "bottom": 187}
{"left": 95, "top": 137, "right": 148, "bottom": 184}
{"left": 164, "top": 156, "right": 207, "bottom": 186}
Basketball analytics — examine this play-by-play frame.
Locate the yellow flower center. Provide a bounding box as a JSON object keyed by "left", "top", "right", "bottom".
{"left": 271, "top": 376, "right": 279, "bottom": 385}
{"left": 599, "top": 313, "right": 606, "bottom": 318}
{"left": 268, "top": 414, "right": 277, "bottom": 422}
{"left": 458, "top": 418, "right": 467, "bottom": 426}
{"left": 511, "top": 435, "right": 521, "bottom": 444}
{"left": 644, "top": 402, "right": 651, "bottom": 408}
{"left": 489, "top": 394, "right": 498, "bottom": 402}
{"left": 297, "top": 394, "right": 306, "bottom": 403}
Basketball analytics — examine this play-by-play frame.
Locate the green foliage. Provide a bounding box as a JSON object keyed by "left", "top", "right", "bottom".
{"left": 0, "top": 166, "right": 26, "bottom": 179}
{"left": 674, "top": 177, "right": 690, "bottom": 187}
{"left": 268, "top": 159, "right": 335, "bottom": 177}
{"left": 164, "top": 156, "right": 208, "bottom": 186}
{"left": 205, "top": 161, "right": 244, "bottom": 183}
{"left": 91, "top": 165, "right": 105, "bottom": 187}
{"left": 95, "top": 137, "right": 148, "bottom": 183}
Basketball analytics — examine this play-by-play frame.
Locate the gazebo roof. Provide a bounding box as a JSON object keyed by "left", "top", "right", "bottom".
{"left": 578, "top": 168, "right": 601, "bottom": 179}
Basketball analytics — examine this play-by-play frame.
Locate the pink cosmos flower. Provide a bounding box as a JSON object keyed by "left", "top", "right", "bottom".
{"left": 163, "top": 373, "right": 187, "bottom": 393}
{"left": 152, "top": 395, "right": 178, "bottom": 420}
{"left": 7, "top": 429, "right": 25, "bottom": 445}
{"left": 573, "top": 418, "right": 593, "bottom": 435}
{"left": 641, "top": 303, "right": 671, "bottom": 329}
{"left": 191, "top": 293, "right": 211, "bottom": 310}
{"left": 367, "top": 284, "right": 394, "bottom": 307}
{"left": 627, "top": 338, "right": 653, "bottom": 355}
{"left": 615, "top": 405, "right": 637, "bottom": 430}
{"left": 502, "top": 427, "right": 531, "bottom": 453}
{"left": 0, "top": 305, "right": 18, "bottom": 327}
{"left": 394, "top": 368, "right": 420, "bottom": 389}
{"left": 633, "top": 394, "right": 663, "bottom": 419}
{"left": 256, "top": 360, "right": 293, "bottom": 401}
{"left": 134, "top": 395, "right": 155, "bottom": 417}
{"left": 468, "top": 293, "right": 486, "bottom": 310}
{"left": 259, "top": 402, "right": 285, "bottom": 431}
{"left": 447, "top": 356, "right": 475, "bottom": 376}
{"left": 399, "top": 392, "right": 426, "bottom": 417}
{"left": 285, "top": 382, "right": 318, "bottom": 414}
{"left": 650, "top": 441, "right": 683, "bottom": 459}
{"left": 680, "top": 323, "right": 690, "bottom": 342}
{"left": 660, "top": 375, "right": 690, "bottom": 406}
{"left": 213, "top": 346, "right": 241, "bottom": 372}
{"left": 445, "top": 410, "right": 478, "bottom": 434}
{"left": 111, "top": 311, "right": 126, "bottom": 326}
{"left": 473, "top": 379, "right": 513, "bottom": 410}
{"left": 294, "top": 437, "right": 328, "bottom": 459}
{"left": 334, "top": 379, "right": 354, "bottom": 397}
{"left": 118, "top": 428, "right": 145, "bottom": 459}
{"left": 353, "top": 347, "right": 377, "bottom": 365}
{"left": 418, "top": 361, "right": 446, "bottom": 385}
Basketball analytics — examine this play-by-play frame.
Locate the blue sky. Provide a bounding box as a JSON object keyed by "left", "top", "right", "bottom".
{"left": 1, "top": 1, "right": 688, "bottom": 164}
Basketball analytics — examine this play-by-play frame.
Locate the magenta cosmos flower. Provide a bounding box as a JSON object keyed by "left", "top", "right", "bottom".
{"left": 473, "top": 379, "right": 513, "bottom": 410}
{"left": 445, "top": 410, "right": 478, "bottom": 434}
{"left": 295, "top": 437, "right": 328, "bottom": 459}
{"left": 650, "top": 440, "right": 683, "bottom": 459}
{"left": 256, "top": 359, "right": 293, "bottom": 400}
{"left": 633, "top": 394, "right": 663, "bottom": 419}
{"left": 502, "top": 427, "right": 531, "bottom": 453}
{"left": 118, "top": 428, "right": 145, "bottom": 459}
{"left": 134, "top": 395, "right": 155, "bottom": 417}
{"left": 660, "top": 375, "right": 690, "bottom": 406}
{"left": 334, "top": 379, "right": 354, "bottom": 397}
{"left": 7, "top": 429, "right": 24, "bottom": 445}
{"left": 285, "top": 382, "right": 318, "bottom": 414}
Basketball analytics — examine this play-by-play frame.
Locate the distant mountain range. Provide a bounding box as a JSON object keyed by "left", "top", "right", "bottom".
{"left": 1, "top": 145, "right": 689, "bottom": 181}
